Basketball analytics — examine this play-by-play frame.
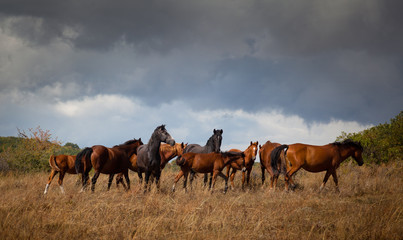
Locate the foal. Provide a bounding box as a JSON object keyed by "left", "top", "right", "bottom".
{"left": 44, "top": 154, "right": 77, "bottom": 194}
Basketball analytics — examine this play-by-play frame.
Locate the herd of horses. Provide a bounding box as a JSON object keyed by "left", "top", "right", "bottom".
{"left": 43, "top": 125, "right": 364, "bottom": 194}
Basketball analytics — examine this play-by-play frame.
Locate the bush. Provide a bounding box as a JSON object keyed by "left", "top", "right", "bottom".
{"left": 0, "top": 126, "right": 80, "bottom": 172}
{"left": 337, "top": 111, "right": 403, "bottom": 164}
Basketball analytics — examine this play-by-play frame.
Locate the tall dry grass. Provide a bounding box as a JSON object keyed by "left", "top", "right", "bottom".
{"left": 0, "top": 162, "right": 401, "bottom": 240}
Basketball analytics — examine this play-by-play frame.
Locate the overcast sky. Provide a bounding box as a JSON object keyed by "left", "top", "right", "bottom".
{"left": 0, "top": 0, "right": 402, "bottom": 150}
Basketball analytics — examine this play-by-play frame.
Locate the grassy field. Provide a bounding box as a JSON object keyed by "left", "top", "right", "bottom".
{"left": 0, "top": 162, "right": 401, "bottom": 240}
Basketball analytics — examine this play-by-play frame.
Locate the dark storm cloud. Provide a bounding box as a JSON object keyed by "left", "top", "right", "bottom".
{"left": 0, "top": 0, "right": 402, "bottom": 125}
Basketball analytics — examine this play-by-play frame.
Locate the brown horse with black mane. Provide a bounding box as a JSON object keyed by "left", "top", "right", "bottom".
{"left": 75, "top": 138, "right": 143, "bottom": 192}
{"left": 225, "top": 141, "right": 258, "bottom": 190}
{"left": 271, "top": 139, "right": 364, "bottom": 192}
{"left": 173, "top": 151, "right": 245, "bottom": 193}
{"left": 44, "top": 154, "right": 77, "bottom": 194}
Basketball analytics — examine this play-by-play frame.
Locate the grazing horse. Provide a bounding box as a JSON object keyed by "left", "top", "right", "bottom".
{"left": 173, "top": 151, "right": 245, "bottom": 193}
{"left": 44, "top": 154, "right": 77, "bottom": 194}
{"left": 271, "top": 139, "right": 364, "bottom": 192}
{"left": 225, "top": 141, "right": 258, "bottom": 190}
{"left": 183, "top": 129, "right": 223, "bottom": 187}
{"left": 259, "top": 140, "right": 295, "bottom": 190}
{"left": 115, "top": 142, "right": 187, "bottom": 188}
{"left": 75, "top": 138, "right": 143, "bottom": 192}
{"left": 136, "top": 125, "right": 175, "bottom": 191}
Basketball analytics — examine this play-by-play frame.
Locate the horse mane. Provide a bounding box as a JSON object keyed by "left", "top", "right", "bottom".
{"left": 332, "top": 139, "right": 363, "bottom": 151}
{"left": 113, "top": 138, "right": 141, "bottom": 148}
{"left": 147, "top": 124, "right": 166, "bottom": 146}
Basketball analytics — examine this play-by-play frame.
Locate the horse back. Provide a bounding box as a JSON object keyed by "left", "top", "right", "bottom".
{"left": 192, "top": 152, "right": 222, "bottom": 173}
{"left": 184, "top": 144, "right": 205, "bottom": 154}
{"left": 288, "top": 144, "right": 338, "bottom": 171}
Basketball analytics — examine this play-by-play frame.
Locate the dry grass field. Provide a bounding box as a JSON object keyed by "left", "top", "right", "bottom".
{"left": 0, "top": 162, "right": 402, "bottom": 240}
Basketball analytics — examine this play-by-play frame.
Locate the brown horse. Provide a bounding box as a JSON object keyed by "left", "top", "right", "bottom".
{"left": 271, "top": 139, "right": 364, "bottom": 192}
{"left": 173, "top": 151, "right": 245, "bottom": 193}
{"left": 259, "top": 140, "right": 294, "bottom": 190}
{"left": 115, "top": 142, "right": 187, "bottom": 188}
{"left": 75, "top": 138, "right": 143, "bottom": 192}
{"left": 225, "top": 141, "right": 258, "bottom": 190}
{"left": 44, "top": 154, "right": 77, "bottom": 194}
{"left": 160, "top": 142, "right": 187, "bottom": 170}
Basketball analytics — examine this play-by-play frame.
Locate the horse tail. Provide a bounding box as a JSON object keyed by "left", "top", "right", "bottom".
{"left": 75, "top": 147, "right": 93, "bottom": 174}
{"left": 270, "top": 145, "right": 288, "bottom": 176}
{"left": 48, "top": 155, "right": 61, "bottom": 171}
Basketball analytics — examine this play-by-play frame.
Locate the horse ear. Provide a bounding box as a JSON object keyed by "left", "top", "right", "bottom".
{"left": 213, "top": 129, "right": 216, "bottom": 133}
{"left": 181, "top": 142, "right": 184, "bottom": 148}
{"left": 250, "top": 141, "right": 252, "bottom": 145}
{"left": 220, "top": 129, "right": 223, "bottom": 134}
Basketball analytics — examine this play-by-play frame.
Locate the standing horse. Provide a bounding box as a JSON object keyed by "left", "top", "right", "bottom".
{"left": 259, "top": 140, "right": 294, "bottom": 190}
{"left": 136, "top": 125, "right": 175, "bottom": 191}
{"left": 225, "top": 141, "right": 258, "bottom": 190}
{"left": 75, "top": 138, "right": 143, "bottom": 192}
{"left": 115, "top": 142, "right": 186, "bottom": 188}
{"left": 173, "top": 151, "right": 245, "bottom": 193}
{"left": 44, "top": 154, "right": 77, "bottom": 194}
{"left": 271, "top": 139, "right": 364, "bottom": 192}
{"left": 183, "top": 129, "right": 223, "bottom": 187}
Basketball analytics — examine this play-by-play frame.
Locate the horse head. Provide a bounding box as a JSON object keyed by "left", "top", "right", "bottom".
{"left": 212, "top": 129, "right": 223, "bottom": 153}
{"left": 156, "top": 125, "right": 175, "bottom": 146}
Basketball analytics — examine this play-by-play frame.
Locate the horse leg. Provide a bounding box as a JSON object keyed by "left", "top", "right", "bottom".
{"left": 261, "top": 165, "right": 266, "bottom": 188}
{"left": 284, "top": 166, "right": 301, "bottom": 192}
{"left": 144, "top": 170, "right": 151, "bottom": 192}
{"left": 58, "top": 171, "right": 66, "bottom": 194}
{"left": 91, "top": 171, "right": 100, "bottom": 192}
{"left": 108, "top": 174, "right": 114, "bottom": 190}
{"left": 331, "top": 170, "right": 339, "bottom": 193}
{"left": 208, "top": 173, "right": 213, "bottom": 190}
{"left": 123, "top": 170, "right": 130, "bottom": 191}
{"left": 217, "top": 171, "right": 229, "bottom": 193}
{"left": 246, "top": 169, "right": 252, "bottom": 188}
{"left": 319, "top": 170, "right": 332, "bottom": 192}
{"left": 44, "top": 169, "right": 58, "bottom": 194}
{"left": 189, "top": 171, "right": 195, "bottom": 189}
{"left": 203, "top": 173, "right": 208, "bottom": 187}
{"left": 155, "top": 171, "right": 161, "bottom": 190}
{"left": 230, "top": 169, "right": 237, "bottom": 190}
{"left": 172, "top": 170, "right": 184, "bottom": 192}
{"left": 137, "top": 171, "right": 143, "bottom": 185}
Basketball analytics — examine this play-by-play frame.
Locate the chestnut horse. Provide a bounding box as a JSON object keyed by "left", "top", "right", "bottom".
{"left": 225, "top": 141, "right": 258, "bottom": 190}
{"left": 44, "top": 154, "right": 77, "bottom": 194}
{"left": 271, "top": 139, "right": 364, "bottom": 192}
{"left": 136, "top": 125, "right": 175, "bottom": 191}
{"left": 75, "top": 138, "right": 143, "bottom": 192}
{"left": 259, "top": 140, "right": 295, "bottom": 190}
{"left": 115, "top": 142, "right": 187, "bottom": 188}
{"left": 184, "top": 129, "right": 223, "bottom": 187}
{"left": 173, "top": 151, "right": 245, "bottom": 193}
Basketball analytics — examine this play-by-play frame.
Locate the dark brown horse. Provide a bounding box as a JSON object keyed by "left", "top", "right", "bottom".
{"left": 259, "top": 140, "right": 295, "bottom": 190}
{"left": 136, "top": 125, "right": 175, "bottom": 191}
{"left": 115, "top": 142, "right": 187, "bottom": 188}
{"left": 173, "top": 151, "right": 245, "bottom": 193}
{"left": 225, "top": 141, "right": 258, "bottom": 190}
{"left": 75, "top": 138, "right": 143, "bottom": 192}
{"left": 271, "top": 139, "right": 364, "bottom": 192}
{"left": 44, "top": 154, "right": 77, "bottom": 194}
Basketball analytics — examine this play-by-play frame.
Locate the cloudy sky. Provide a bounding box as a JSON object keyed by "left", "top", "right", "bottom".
{"left": 0, "top": 0, "right": 402, "bottom": 150}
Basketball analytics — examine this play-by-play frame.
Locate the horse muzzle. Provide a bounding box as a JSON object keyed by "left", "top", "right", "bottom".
{"left": 167, "top": 139, "right": 176, "bottom": 146}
